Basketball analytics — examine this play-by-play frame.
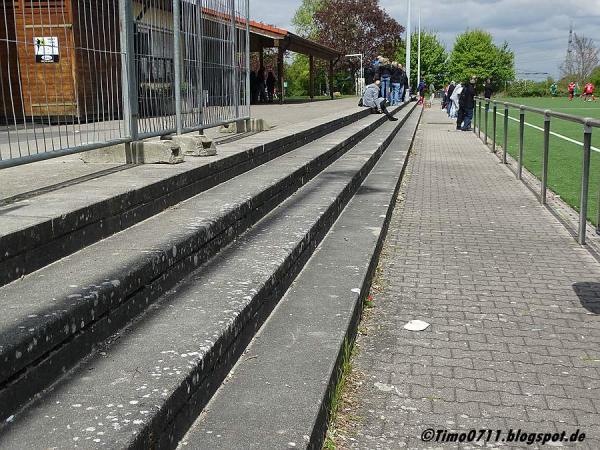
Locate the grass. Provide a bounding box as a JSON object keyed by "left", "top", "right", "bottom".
{"left": 476, "top": 96, "right": 600, "bottom": 224}
{"left": 323, "top": 336, "right": 355, "bottom": 450}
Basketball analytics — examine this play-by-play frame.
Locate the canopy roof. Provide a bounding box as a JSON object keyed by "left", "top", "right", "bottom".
{"left": 247, "top": 20, "right": 341, "bottom": 61}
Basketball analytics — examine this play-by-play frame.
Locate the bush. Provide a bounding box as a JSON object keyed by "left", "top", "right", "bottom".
{"left": 503, "top": 80, "right": 551, "bottom": 97}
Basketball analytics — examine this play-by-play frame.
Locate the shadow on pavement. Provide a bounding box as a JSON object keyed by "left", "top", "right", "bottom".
{"left": 573, "top": 282, "right": 600, "bottom": 314}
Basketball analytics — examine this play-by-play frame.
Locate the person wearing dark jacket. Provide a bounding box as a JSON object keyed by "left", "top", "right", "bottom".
{"left": 390, "top": 62, "right": 404, "bottom": 106}
{"left": 376, "top": 58, "right": 392, "bottom": 101}
{"left": 401, "top": 68, "right": 409, "bottom": 102}
{"left": 457, "top": 76, "right": 477, "bottom": 131}
{"left": 266, "top": 71, "right": 276, "bottom": 103}
{"left": 446, "top": 81, "right": 455, "bottom": 114}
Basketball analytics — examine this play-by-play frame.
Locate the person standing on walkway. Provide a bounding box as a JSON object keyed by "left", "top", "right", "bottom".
{"left": 457, "top": 76, "right": 476, "bottom": 131}
{"left": 449, "top": 82, "right": 462, "bottom": 119}
{"left": 361, "top": 80, "right": 398, "bottom": 121}
{"left": 417, "top": 78, "right": 427, "bottom": 105}
{"left": 446, "top": 81, "right": 456, "bottom": 115}
{"left": 390, "top": 62, "right": 404, "bottom": 106}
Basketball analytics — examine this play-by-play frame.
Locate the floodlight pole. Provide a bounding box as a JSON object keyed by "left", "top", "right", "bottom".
{"left": 417, "top": 8, "right": 421, "bottom": 88}
{"left": 345, "top": 53, "right": 364, "bottom": 95}
{"left": 405, "top": 0, "right": 411, "bottom": 97}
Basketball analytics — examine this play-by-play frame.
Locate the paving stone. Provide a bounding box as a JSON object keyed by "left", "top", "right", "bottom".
{"left": 341, "top": 107, "right": 600, "bottom": 448}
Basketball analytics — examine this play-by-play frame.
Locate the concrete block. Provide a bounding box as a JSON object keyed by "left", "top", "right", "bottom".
{"left": 219, "top": 118, "right": 272, "bottom": 134}
{"left": 80, "top": 141, "right": 184, "bottom": 164}
{"left": 133, "top": 140, "right": 184, "bottom": 164}
{"left": 171, "top": 134, "right": 217, "bottom": 157}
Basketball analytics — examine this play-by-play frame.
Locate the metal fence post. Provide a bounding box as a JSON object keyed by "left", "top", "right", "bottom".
{"left": 541, "top": 112, "right": 550, "bottom": 205}
{"left": 230, "top": 0, "right": 239, "bottom": 119}
{"left": 197, "top": 2, "right": 205, "bottom": 128}
{"left": 478, "top": 99, "right": 482, "bottom": 138}
{"left": 173, "top": 0, "right": 183, "bottom": 135}
{"left": 492, "top": 101, "right": 497, "bottom": 153}
{"left": 245, "top": 0, "right": 251, "bottom": 113}
{"left": 119, "top": 0, "right": 138, "bottom": 141}
{"left": 518, "top": 107, "right": 525, "bottom": 180}
{"left": 579, "top": 121, "right": 593, "bottom": 245}
{"left": 503, "top": 104, "right": 508, "bottom": 164}
{"left": 473, "top": 99, "right": 477, "bottom": 135}
{"left": 484, "top": 99, "right": 489, "bottom": 145}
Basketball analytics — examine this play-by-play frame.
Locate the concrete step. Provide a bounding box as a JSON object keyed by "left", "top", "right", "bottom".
{"left": 0, "top": 107, "right": 374, "bottom": 287}
{"left": 0, "top": 104, "right": 418, "bottom": 449}
{"left": 0, "top": 105, "right": 408, "bottom": 425}
{"left": 180, "top": 106, "right": 422, "bottom": 449}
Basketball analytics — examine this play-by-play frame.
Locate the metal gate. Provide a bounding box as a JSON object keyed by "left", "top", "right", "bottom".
{"left": 0, "top": 0, "right": 250, "bottom": 168}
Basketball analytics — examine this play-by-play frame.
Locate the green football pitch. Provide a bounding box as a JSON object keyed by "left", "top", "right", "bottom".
{"left": 475, "top": 96, "right": 600, "bottom": 225}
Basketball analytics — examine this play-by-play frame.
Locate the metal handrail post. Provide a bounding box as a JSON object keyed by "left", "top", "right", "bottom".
{"left": 484, "top": 99, "right": 489, "bottom": 145}
{"left": 503, "top": 105, "right": 508, "bottom": 164}
{"left": 119, "top": 0, "right": 138, "bottom": 141}
{"left": 518, "top": 107, "right": 525, "bottom": 180}
{"left": 478, "top": 99, "right": 482, "bottom": 138}
{"left": 492, "top": 101, "right": 497, "bottom": 153}
{"left": 579, "top": 121, "right": 593, "bottom": 245}
{"left": 541, "top": 112, "right": 550, "bottom": 205}
{"left": 471, "top": 100, "right": 477, "bottom": 134}
{"left": 173, "top": 0, "right": 183, "bottom": 135}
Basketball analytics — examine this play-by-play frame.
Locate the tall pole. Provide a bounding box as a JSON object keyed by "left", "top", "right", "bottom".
{"left": 405, "top": 0, "right": 411, "bottom": 96}
{"left": 417, "top": 8, "right": 421, "bottom": 88}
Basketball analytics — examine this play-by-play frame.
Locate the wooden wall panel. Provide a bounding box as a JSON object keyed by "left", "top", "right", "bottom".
{"left": 13, "top": 0, "right": 77, "bottom": 118}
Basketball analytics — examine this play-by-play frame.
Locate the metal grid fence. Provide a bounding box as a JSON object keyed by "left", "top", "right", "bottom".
{"left": 0, "top": 0, "right": 250, "bottom": 168}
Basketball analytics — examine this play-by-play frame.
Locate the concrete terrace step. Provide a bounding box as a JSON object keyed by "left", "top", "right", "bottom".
{"left": 0, "top": 104, "right": 408, "bottom": 425}
{"left": 181, "top": 106, "right": 423, "bottom": 450}
{"left": 0, "top": 104, "right": 418, "bottom": 449}
{"left": 0, "top": 106, "right": 374, "bottom": 287}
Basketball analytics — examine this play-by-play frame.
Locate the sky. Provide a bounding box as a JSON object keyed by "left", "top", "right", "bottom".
{"left": 250, "top": 0, "right": 600, "bottom": 81}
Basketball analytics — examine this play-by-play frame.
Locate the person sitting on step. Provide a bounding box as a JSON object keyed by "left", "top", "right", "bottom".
{"left": 360, "top": 80, "right": 398, "bottom": 121}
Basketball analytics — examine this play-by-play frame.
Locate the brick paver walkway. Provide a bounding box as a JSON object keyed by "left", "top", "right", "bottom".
{"left": 339, "top": 107, "right": 600, "bottom": 449}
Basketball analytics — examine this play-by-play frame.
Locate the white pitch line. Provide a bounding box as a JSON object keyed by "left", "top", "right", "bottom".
{"left": 496, "top": 111, "right": 600, "bottom": 153}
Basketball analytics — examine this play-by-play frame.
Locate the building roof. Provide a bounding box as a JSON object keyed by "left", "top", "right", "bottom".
{"left": 247, "top": 21, "right": 342, "bottom": 61}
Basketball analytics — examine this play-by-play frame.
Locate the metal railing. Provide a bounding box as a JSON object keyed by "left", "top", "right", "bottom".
{"left": 473, "top": 96, "right": 600, "bottom": 245}
{"left": 0, "top": 0, "right": 250, "bottom": 169}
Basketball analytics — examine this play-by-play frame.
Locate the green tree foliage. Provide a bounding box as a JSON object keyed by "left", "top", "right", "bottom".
{"left": 292, "top": 0, "right": 323, "bottom": 38}
{"left": 395, "top": 31, "right": 448, "bottom": 88}
{"left": 590, "top": 66, "right": 600, "bottom": 88}
{"left": 286, "top": 54, "right": 329, "bottom": 97}
{"left": 314, "top": 0, "right": 403, "bottom": 73}
{"left": 447, "top": 30, "right": 515, "bottom": 91}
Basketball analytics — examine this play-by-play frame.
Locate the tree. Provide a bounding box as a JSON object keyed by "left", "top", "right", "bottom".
{"left": 395, "top": 31, "right": 447, "bottom": 88}
{"left": 313, "top": 0, "right": 403, "bottom": 75}
{"left": 561, "top": 34, "right": 600, "bottom": 84}
{"left": 447, "top": 30, "right": 515, "bottom": 91}
{"left": 292, "top": 0, "right": 323, "bottom": 38}
{"left": 591, "top": 66, "right": 600, "bottom": 88}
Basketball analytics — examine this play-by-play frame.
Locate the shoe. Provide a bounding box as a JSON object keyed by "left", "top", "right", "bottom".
{"left": 389, "top": 117, "right": 399, "bottom": 121}
{"left": 462, "top": 127, "right": 472, "bottom": 131}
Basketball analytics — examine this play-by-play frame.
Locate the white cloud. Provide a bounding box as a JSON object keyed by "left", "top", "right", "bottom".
{"left": 251, "top": 0, "right": 600, "bottom": 80}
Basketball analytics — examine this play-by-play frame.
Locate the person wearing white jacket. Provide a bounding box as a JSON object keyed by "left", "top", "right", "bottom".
{"left": 449, "top": 83, "right": 463, "bottom": 119}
